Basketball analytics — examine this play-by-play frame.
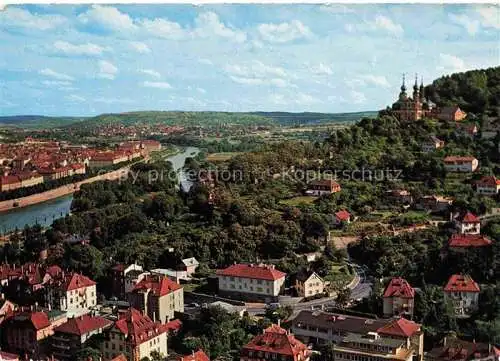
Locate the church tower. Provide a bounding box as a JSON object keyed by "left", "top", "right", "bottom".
{"left": 419, "top": 77, "right": 424, "bottom": 101}
{"left": 399, "top": 74, "right": 407, "bottom": 101}
{"left": 412, "top": 73, "right": 419, "bottom": 100}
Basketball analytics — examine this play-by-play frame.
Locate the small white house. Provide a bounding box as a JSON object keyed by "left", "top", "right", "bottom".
{"left": 444, "top": 274, "right": 480, "bottom": 315}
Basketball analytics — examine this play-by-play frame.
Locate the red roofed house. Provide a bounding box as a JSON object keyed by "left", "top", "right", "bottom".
{"left": 110, "top": 263, "right": 144, "bottom": 299}
{"left": 305, "top": 179, "right": 341, "bottom": 196}
{"left": 438, "top": 105, "right": 467, "bottom": 122}
{"left": 216, "top": 263, "right": 286, "bottom": 302}
{"left": 334, "top": 210, "right": 352, "bottom": 225}
{"left": 383, "top": 277, "right": 415, "bottom": 318}
{"left": 291, "top": 310, "right": 424, "bottom": 361}
{"left": 177, "top": 349, "right": 211, "bottom": 361}
{"left": 443, "top": 156, "right": 478, "bottom": 173}
{"left": 444, "top": 274, "right": 480, "bottom": 315}
{"left": 52, "top": 314, "right": 113, "bottom": 360}
{"left": 46, "top": 272, "right": 97, "bottom": 316}
{"left": 427, "top": 336, "right": 500, "bottom": 361}
{"left": 453, "top": 211, "right": 481, "bottom": 234}
{"left": 101, "top": 308, "right": 168, "bottom": 361}
{"left": 127, "top": 274, "right": 184, "bottom": 323}
{"left": 1, "top": 310, "right": 67, "bottom": 358}
{"left": 240, "top": 324, "right": 310, "bottom": 361}
{"left": 0, "top": 351, "right": 19, "bottom": 361}
{"left": 476, "top": 175, "right": 500, "bottom": 195}
{"left": 448, "top": 234, "right": 493, "bottom": 251}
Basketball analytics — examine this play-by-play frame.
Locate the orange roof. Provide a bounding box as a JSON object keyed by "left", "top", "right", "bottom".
{"left": 179, "top": 350, "right": 210, "bottom": 361}
{"left": 444, "top": 156, "right": 477, "bottom": 163}
{"left": 377, "top": 317, "right": 420, "bottom": 337}
{"left": 457, "top": 211, "right": 480, "bottom": 223}
{"left": 114, "top": 308, "right": 167, "bottom": 346}
{"left": 449, "top": 234, "right": 492, "bottom": 248}
{"left": 444, "top": 274, "right": 480, "bottom": 293}
{"left": 242, "top": 324, "right": 308, "bottom": 358}
{"left": 216, "top": 264, "right": 286, "bottom": 281}
{"left": 383, "top": 278, "right": 415, "bottom": 299}
{"left": 132, "top": 275, "right": 182, "bottom": 297}
{"left": 54, "top": 314, "right": 112, "bottom": 336}
{"left": 335, "top": 210, "right": 351, "bottom": 221}
{"left": 476, "top": 176, "right": 500, "bottom": 187}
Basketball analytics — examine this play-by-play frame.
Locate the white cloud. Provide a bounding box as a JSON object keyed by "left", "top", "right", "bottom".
{"left": 0, "top": 7, "right": 67, "bottom": 31}
{"left": 225, "top": 61, "right": 287, "bottom": 78}
{"left": 142, "top": 81, "right": 172, "bottom": 89}
{"left": 98, "top": 60, "right": 118, "bottom": 80}
{"left": 139, "top": 69, "right": 161, "bottom": 79}
{"left": 477, "top": 6, "right": 500, "bottom": 29}
{"left": 42, "top": 80, "right": 73, "bottom": 87}
{"left": 130, "top": 41, "right": 151, "bottom": 54}
{"left": 360, "top": 75, "right": 391, "bottom": 88}
{"left": 94, "top": 97, "right": 132, "bottom": 104}
{"left": 140, "top": 18, "right": 186, "bottom": 40}
{"left": 372, "top": 15, "right": 403, "bottom": 36}
{"left": 319, "top": 5, "right": 355, "bottom": 14}
{"left": 197, "top": 87, "right": 206, "bottom": 94}
{"left": 198, "top": 58, "right": 213, "bottom": 66}
{"left": 350, "top": 90, "right": 366, "bottom": 104}
{"left": 449, "top": 13, "right": 480, "bottom": 35}
{"left": 78, "top": 5, "right": 137, "bottom": 33}
{"left": 39, "top": 68, "right": 74, "bottom": 81}
{"left": 229, "top": 76, "right": 288, "bottom": 87}
{"left": 194, "top": 12, "right": 247, "bottom": 43}
{"left": 257, "top": 20, "right": 312, "bottom": 43}
{"left": 438, "top": 53, "right": 467, "bottom": 73}
{"left": 311, "top": 63, "right": 333, "bottom": 76}
{"left": 65, "top": 94, "right": 86, "bottom": 102}
{"left": 53, "top": 40, "right": 108, "bottom": 56}
{"left": 296, "top": 92, "right": 321, "bottom": 105}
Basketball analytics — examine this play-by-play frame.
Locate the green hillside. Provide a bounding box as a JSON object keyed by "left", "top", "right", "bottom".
{"left": 0, "top": 115, "right": 86, "bottom": 128}
{"left": 424, "top": 66, "right": 500, "bottom": 115}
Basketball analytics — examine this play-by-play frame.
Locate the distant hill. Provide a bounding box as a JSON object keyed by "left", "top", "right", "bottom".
{"left": 424, "top": 66, "right": 500, "bottom": 115}
{"left": 0, "top": 115, "right": 86, "bottom": 128}
{"left": 67, "top": 110, "right": 376, "bottom": 129}
{"left": 250, "top": 111, "right": 378, "bottom": 125}
{"left": 0, "top": 110, "right": 377, "bottom": 130}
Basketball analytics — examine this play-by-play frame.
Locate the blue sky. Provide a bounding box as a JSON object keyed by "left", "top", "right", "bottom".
{"left": 0, "top": 4, "right": 499, "bottom": 116}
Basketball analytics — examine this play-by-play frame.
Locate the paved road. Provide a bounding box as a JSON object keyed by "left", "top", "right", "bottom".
{"left": 245, "top": 260, "right": 373, "bottom": 316}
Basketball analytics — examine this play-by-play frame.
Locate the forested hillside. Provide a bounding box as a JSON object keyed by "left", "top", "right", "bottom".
{"left": 425, "top": 66, "right": 500, "bottom": 115}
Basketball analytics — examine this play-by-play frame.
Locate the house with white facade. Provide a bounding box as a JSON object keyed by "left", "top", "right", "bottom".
{"left": 216, "top": 263, "right": 286, "bottom": 302}
{"left": 444, "top": 274, "right": 480, "bottom": 316}
{"left": 443, "top": 156, "right": 478, "bottom": 172}
{"left": 476, "top": 175, "right": 500, "bottom": 195}
{"left": 46, "top": 273, "right": 97, "bottom": 317}
{"left": 453, "top": 211, "right": 481, "bottom": 234}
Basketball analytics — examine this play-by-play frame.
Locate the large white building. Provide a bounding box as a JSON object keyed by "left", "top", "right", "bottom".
{"left": 216, "top": 263, "right": 286, "bottom": 302}
{"left": 444, "top": 274, "right": 480, "bottom": 315}
{"left": 443, "top": 156, "right": 478, "bottom": 172}
{"left": 46, "top": 273, "right": 97, "bottom": 317}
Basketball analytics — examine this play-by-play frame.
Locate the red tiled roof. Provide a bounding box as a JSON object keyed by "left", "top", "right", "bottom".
{"left": 335, "top": 210, "right": 351, "bottom": 221}
{"left": 132, "top": 275, "right": 182, "bottom": 297}
{"left": 242, "top": 324, "right": 308, "bottom": 359}
{"left": 444, "top": 274, "right": 480, "bottom": 293}
{"left": 383, "top": 278, "right": 415, "bottom": 299}
{"left": 54, "top": 314, "right": 112, "bottom": 336}
{"left": 0, "top": 351, "right": 19, "bottom": 360}
{"left": 444, "top": 156, "right": 477, "bottom": 163}
{"left": 216, "top": 264, "right": 286, "bottom": 281}
{"left": 179, "top": 350, "right": 210, "bottom": 361}
{"left": 457, "top": 211, "right": 480, "bottom": 223}
{"left": 165, "top": 319, "right": 182, "bottom": 332}
{"left": 309, "top": 179, "right": 340, "bottom": 187}
{"left": 476, "top": 175, "right": 500, "bottom": 187}
{"left": 30, "top": 312, "right": 51, "bottom": 330}
{"left": 449, "top": 234, "right": 492, "bottom": 248}
{"left": 377, "top": 317, "right": 420, "bottom": 338}
{"left": 45, "top": 265, "right": 62, "bottom": 278}
{"left": 111, "top": 355, "right": 127, "bottom": 361}
{"left": 63, "top": 273, "right": 96, "bottom": 291}
{"left": 114, "top": 308, "right": 167, "bottom": 346}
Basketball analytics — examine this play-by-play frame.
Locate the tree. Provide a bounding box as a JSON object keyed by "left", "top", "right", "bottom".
{"left": 336, "top": 287, "right": 352, "bottom": 308}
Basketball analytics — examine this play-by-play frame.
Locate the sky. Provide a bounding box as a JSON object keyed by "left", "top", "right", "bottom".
{"left": 0, "top": 4, "right": 499, "bottom": 116}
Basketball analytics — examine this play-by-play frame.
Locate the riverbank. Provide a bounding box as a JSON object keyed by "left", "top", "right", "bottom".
{"left": 0, "top": 165, "right": 139, "bottom": 213}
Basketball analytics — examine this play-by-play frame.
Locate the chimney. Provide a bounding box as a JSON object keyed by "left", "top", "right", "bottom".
{"left": 277, "top": 319, "right": 281, "bottom": 327}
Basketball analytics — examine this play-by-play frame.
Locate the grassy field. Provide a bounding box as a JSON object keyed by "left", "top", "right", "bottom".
{"left": 324, "top": 263, "right": 354, "bottom": 289}
{"left": 279, "top": 196, "right": 317, "bottom": 206}
{"left": 206, "top": 152, "right": 243, "bottom": 162}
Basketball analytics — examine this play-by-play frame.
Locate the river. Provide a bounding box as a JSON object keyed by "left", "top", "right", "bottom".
{"left": 0, "top": 146, "right": 199, "bottom": 233}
